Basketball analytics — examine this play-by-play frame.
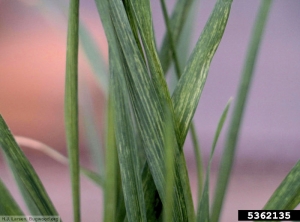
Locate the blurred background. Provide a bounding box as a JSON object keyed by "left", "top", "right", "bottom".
{"left": 0, "top": 0, "right": 299, "bottom": 221}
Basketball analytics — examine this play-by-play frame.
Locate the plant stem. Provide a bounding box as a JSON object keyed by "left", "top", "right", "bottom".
{"left": 160, "top": 0, "right": 204, "bottom": 198}
{"left": 65, "top": 0, "right": 80, "bottom": 221}
{"left": 211, "top": 1, "right": 273, "bottom": 222}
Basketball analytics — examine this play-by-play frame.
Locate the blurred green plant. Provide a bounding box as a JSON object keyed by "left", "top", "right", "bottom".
{"left": 1, "top": 0, "right": 299, "bottom": 221}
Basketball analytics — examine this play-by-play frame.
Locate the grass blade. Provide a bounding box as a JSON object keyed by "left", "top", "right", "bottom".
{"left": 0, "top": 179, "right": 24, "bottom": 215}
{"left": 197, "top": 98, "right": 232, "bottom": 222}
{"left": 127, "top": 1, "right": 195, "bottom": 219}
{"left": 93, "top": 0, "right": 143, "bottom": 220}
{"left": 160, "top": 0, "right": 204, "bottom": 201}
{"left": 128, "top": 1, "right": 196, "bottom": 217}
{"left": 112, "top": 54, "right": 147, "bottom": 221}
{"left": 172, "top": 0, "right": 233, "bottom": 148}
{"left": 109, "top": 1, "right": 194, "bottom": 221}
{"left": 163, "top": 108, "right": 176, "bottom": 222}
{"left": 159, "top": 0, "right": 196, "bottom": 73}
{"left": 211, "top": 2, "right": 273, "bottom": 221}
{"left": 103, "top": 89, "right": 118, "bottom": 222}
{"left": 263, "top": 161, "right": 300, "bottom": 210}
{"left": 0, "top": 115, "right": 59, "bottom": 216}
{"left": 64, "top": 0, "right": 80, "bottom": 221}
{"left": 127, "top": 0, "right": 171, "bottom": 108}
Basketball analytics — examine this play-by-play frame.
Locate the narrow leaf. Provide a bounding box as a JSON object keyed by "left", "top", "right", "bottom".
{"left": 211, "top": 2, "right": 273, "bottom": 222}
{"left": 0, "top": 179, "right": 24, "bottom": 215}
{"left": 109, "top": 1, "right": 193, "bottom": 221}
{"left": 103, "top": 91, "right": 118, "bottom": 222}
{"left": 160, "top": 0, "right": 204, "bottom": 202}
{"left": 0, "top": 115, "right": 58, "bottom": 216}
{"left": 172, "top": 0, "right": 233, "bottom": 148}
{"left": 112, "top": 50, "right": 147, "bottom": 221}
{"left": 128, "top": 0, "right": 172, "bottom": 108}
{"left": 263, "top": 161, "right": 300, "bottom": 210}
{"left": 64, "top": 0, "right": 80, "bottom": 221}
{"left": 93, "top": 0, "right": 142, "bottom": 220}
{"left": 197, "top": 98, "right": 232, "bottom": 222}
{"left": 128, "top": 1, "right": 195, "bottom": 219}
{"left": 159, "top": 0, "right": 196, "bottom": 73}
{"left": 163, "top": 108, "right": 177, "bottom": 222}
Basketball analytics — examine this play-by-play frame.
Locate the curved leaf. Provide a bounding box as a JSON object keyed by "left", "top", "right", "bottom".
{"left": 108, "top": 1, "right": 194, "bottom": 221}
{"left": 0, "top": 115, "right": 59, "bottom": 216}
{"left": 197, "top": 98, "right": 232, "bottom": 222}
{"left": 159, "top": 0, "right": 197, "bottom": 73}
{"left": 172, "top": 0, "right": 233, "bottom": 148}
{"left": 263, "top": 161, "right": 300, "bottom": 210}
{"left": 211, "top": 1, "right": 273, "bottom": 221}
{"left": 0, "top": 179, "right": 24, "bottom": 216}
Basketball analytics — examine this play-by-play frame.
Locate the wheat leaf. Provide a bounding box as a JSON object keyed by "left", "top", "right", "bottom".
{"left": 197, "top": 98, "right": 232, "bottom": 222}
{"left": 263, "top": 161, "right": 300, "bottom": 210}
{"left": 0, "top": 179, "right": 24, "bottom": 215}
{"left": 0, "top": 115, "right": 59, "bottom": 216}
{"left": 172, "top": 0, "right": 233, "bottom": 148}
{"left": 108, "top": 1, "right": 194, "bottom": 221}
{"left": 211, "top": 1, "right": 272, "bottom": 221}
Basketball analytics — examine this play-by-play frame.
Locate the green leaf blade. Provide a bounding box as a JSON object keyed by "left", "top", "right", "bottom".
{"left": 197, "top": 98, "right": 232, "bottom": 222}
{"left": 0, "top": 178, "right": 24, "bottom": 216}
{"left": 112, "top": 58, "right": 147, "bottom": 222}
{"left": 172, "top": 0, "right": 233, "bottom": 148}
{"left": 159, "top": 0, "right": 196, "bottom": 73}
{"left": 108, "top": 1, "right": 194, "bottom": 221}
{"left": 211, "top": 1, "right": 273, "bottom": 221}
{"left": 103, "top": 91, "right": 118, "bottom": 222}
{"left": 64, "top": 0, "right": 80, "bottom": 221}
{"left": 263, "top": 161, "right": 300, "bottom": 211}
{"left": 0, "top": 115, "right": 59, "bottom": 216}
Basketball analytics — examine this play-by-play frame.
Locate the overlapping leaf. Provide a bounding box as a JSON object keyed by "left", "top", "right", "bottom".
{"left": 197, "top": 99, "right": 232, "bottom": 222}
{"left": 172, "top": 0, "right": 233, "bottom": 148}
{"left": 0, "top": 179, "right": 24, "bottom": 215}
{"left": 111, "top": 52, "right": 147, "bottom": 221}
{"left": 127, "top": 0, "right": 172, "bottom": 107}
{"left": 0, "top": 115, "right": 58, "bottom": 216}
{"left": 211, "top": 1, "right": 272, "bottom": 221}
{"left": 263, "top": 161, "right": 300, "bottom": 210}
{"left": 94, "top": 0, "right": 149, "bottom": 220}
{"left": 127, "top": 0, "right": 196, "bottom": 219}
{"left": 159, "top": 0, "right": 197, "bottom": 73}
{"left": 103, "top": 91, "right": 118, "bottom": 222}
{"left": 108, "top": 1, "right": 194, "bottom": 221}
